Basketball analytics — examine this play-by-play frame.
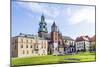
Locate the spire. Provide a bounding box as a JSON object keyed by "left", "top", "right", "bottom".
{"left": 41, "top": 14, "right": 45, "bottom": 22}
{"left": 52, "top": 21, "right": 57, "bottom": 27}
{"left": 51, "top": 21, "right": 58, "bottom": 32}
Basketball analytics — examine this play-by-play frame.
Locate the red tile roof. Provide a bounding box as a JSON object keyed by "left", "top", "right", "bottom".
{"left": 90, "top": 35, "right": 96, "bottom": 42}
{"left": 75, "top": 35, "right": 90, "bottom": 42}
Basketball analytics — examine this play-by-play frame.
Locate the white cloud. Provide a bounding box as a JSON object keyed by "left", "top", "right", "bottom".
{"left": 17, "top": 2, "right": 60, "bottom": 19}
{"left": 69, "top": 6, "right": 95, "bottom": 24}
{"left": 16, "top": 2, "right": 95, "bottom": 25}
{"left": 17, "top": 2, "right": 43, "bottom": 13}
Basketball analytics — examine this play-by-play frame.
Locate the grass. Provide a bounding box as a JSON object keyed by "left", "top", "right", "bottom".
{"left": 11, "top": 52, "right": 96, "bottom": 66}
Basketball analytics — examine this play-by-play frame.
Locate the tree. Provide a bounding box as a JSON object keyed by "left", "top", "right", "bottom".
{"left": 83, "top": 42, "right": 86, "bottom": 52}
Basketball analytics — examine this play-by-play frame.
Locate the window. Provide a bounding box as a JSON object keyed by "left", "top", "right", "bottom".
{"left": 44, "top": 44, "right": 46, "bottom": 48}
{"left": 30, "top": 45, "right": 32, "bottom": 48}
{"left": 36, "top": 45, "right": 38, "bottom": 49}
{"left": 32, "top": 50, "right": 34, "bottom": 53}
{"left": 15, "top": 40, "right": 17, "bottom": 43}
{"left": 41, "top": 44, "right": 43, "bottom": 48}
{"left": 14, "top": 45, "right": 16, "bottom": 49}
{"left": 65, "top": 40, "right": 68, "bottom": 43}
{"left": 55, "top": 37, "right": 58, "bottom": 40}
{"left": 21, "top": 44, "right": 23, "bottom": 48}
{"left": 26, "top": 40, "right": 28, "bottom": 43}
{"left": 27, "top": 50, "right": 29, "bottom": 54}
{"left": 31, "top": 40, "right": 32, "bottom": 43}
{"left": 23, "top": 50, "right": 25, "bottom": 54}
{"left": 43, "top": 26, "right": 45, "bottom": 28}
{"left": 35, "top": 51, "right": 38, "bottom": 54}
{"left": 26, "top": 45, "right": 28, "bottom": 48}
{"left": 43, "top": 50, "right": 45, "bottom": 53}
{"left": 55, "top": 48, "right": 58, "bottom": 50}
{"left": 21, "top": 39, "right": 23, "bottom": 43}
{"left": 84, "top": 42, "right": 85, "bottom": 45}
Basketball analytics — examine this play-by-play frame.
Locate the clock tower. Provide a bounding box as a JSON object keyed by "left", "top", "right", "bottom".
{"left": 38, "top": 14, "right": 48, "bottom": 38}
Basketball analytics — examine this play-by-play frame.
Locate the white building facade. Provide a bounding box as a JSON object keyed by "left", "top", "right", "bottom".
{"left": 75, "top": 41, "right": 90, "bottom": 51}
{"left": 75, "top": 36, "right": 90, "bottom": 52}
{"left": 11, "top": 34, "right": 48, "bottom": 57}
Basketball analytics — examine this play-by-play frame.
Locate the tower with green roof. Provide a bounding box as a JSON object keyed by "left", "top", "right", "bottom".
{"left": 38, "top": 14, "right": 48, "bottom": 38}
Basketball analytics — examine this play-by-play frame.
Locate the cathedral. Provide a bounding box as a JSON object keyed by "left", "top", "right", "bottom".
{"left": 38, "top": 14, "right": 75, "bottom": 55}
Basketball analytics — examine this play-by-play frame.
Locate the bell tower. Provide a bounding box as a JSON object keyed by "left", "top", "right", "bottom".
{"left": 38, "top": 14, "right": 48, "bottom": 38}
{"left": 51, "top": 21, "right": 59, "bottom": 55}
{"left": 51, "top": 21, "right": 59, "bottom": 43}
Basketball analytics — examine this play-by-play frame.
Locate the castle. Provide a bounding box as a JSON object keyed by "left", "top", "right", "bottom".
{"left": 11, "top": 14, "right": 95, "bottom": 57}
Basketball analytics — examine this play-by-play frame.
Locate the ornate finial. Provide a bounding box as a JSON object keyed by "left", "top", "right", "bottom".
{"left": 41, "top": 13, "right": 45, "bottom": 21}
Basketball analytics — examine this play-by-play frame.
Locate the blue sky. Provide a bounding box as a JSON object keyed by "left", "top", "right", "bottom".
{"left": 12, "top": 1, "right": 95, "bottom": 39}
